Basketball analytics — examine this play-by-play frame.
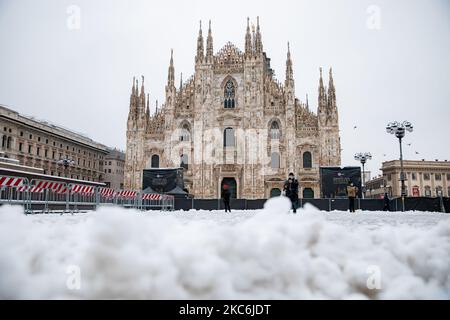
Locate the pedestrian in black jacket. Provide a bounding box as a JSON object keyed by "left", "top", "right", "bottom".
{"left": 222, "top": 184, "right": 231, "bottom": 213}
{"left": 283, "top": 172, "right": 299, "bottom": 213}
{"left": 383, "top": 192, "right": 390, "bottom": 211}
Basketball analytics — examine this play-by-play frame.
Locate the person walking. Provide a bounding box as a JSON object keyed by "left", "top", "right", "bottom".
{"left": 383, "top": 192, "right": 390, "bottom": 211}
{"left": 347, "top": 181, "right": 358, "bottom": 213}
{"left": 283, "top": 172, "right": 299, "bottom": 213}
{"left": 222, "top": 184, "right": 231, "bottom": 213}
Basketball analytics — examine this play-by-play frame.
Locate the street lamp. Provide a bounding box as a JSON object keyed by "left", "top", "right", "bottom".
{"left": 386, "top": 121, "right": 413, "bottom": 211}
{"left": 354, "top": 152, "right": 372, "bottom": 199}
{"left": 57, "top": 156, "right": 75, "bottom": 172}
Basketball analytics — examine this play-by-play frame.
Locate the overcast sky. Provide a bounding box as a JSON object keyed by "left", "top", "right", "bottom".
{"left": 1, "top": 0, "right": 449, "bottom": 176}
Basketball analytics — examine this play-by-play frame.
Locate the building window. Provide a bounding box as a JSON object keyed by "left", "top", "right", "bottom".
{"left": 45, "top": 149, "right": 48, "bottom": 158}
{"left": 270, "top": 121, "right": 280, "bottom": 139}
{"left": 411, "top": 172, "right": 417, "bottom": 180}
{"left": 38, "top": 137, "right": 41, "bottom": 142}
{"left": 20, "top": 131, "right": 23, "bottom": 137}
{"left": 436, "top": 186, "right": 443, "bottom": 196}
{"left": 6, "top": 136, "right": 11, "bottom": 149}
{"left": 303, "top": 151, "right": 312, "bottom": 168}
{"left": 180, "top": 154, "right": 188, "bottom": 170}
{"left": 1, "top": 135, "right": 6, "bottom": 148}
{"left": 179, "top": 123, "right": 191, "bottom": 141}
{"left": 223, "top": 127, "right": 235, "bottom": 147}
{"left": 108, "top": 161, "right": 112, "bottom": 165}
{"left": 424, "top": 173, "right": 430, "bottom": 180}
{"left": 435, "top": 173, "right": 441, "bottom": 181}
{"left": 223, "top": 79, "right": 236, "bottom": 108}
{"left": 271, "top": 152, "right": 280, "bottom": 169}
{"left": 108, "top": 169, "right": 111, "bottom": 173}
{"left": 19, "top": 142, "right": 23, "bottom": 152}
{"left": 52, "top": 151, "right": 55, "bottom": 159}
{"left": 447, "top": 174, "right": 450, "bottom": 181}
{"left": 28, "top": 145, "right": 32, "bottom": 154}
{"left": 45, "top": 139, "right": 48, "bottom": 144}
{"left": 151, "top": 154, "right": 160, "bottom": 168}
{"left": 36, "top": 147, "right": 40, "bottom": 156}
{"left": 424, "top": 186, "right": 431, "bottom": 197}
{"left": 29, "top": 134, "right": 32, "bottom": 139}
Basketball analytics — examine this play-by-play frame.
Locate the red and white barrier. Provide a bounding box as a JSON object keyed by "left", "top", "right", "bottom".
{"left": 0, "top": 176, "right": 25, "bottom": 188}
{"left": 142, "top": 194, "right": 162, "bottom": 200}
{"left": 117, "top": 190, "right": 137, "bottom": 199}
{"left": 99, "top": 187, "right": 115, "bottom": 198}
{"left": 33, "top": 181, "right": 67, "bottom": 193}
{"left": 71, "top": 184, "right": 95, "bottom": 195}
{"left": 17, "top": 186, "right": 44, "bottom": 193}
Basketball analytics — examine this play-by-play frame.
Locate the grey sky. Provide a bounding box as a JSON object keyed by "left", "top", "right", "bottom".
{"left": 1, "top": 0, "right": 449, "bottom": 176}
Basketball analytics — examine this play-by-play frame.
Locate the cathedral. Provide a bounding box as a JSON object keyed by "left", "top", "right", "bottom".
{"left": 125, "top": 18, "right": 341, "bottom": 199}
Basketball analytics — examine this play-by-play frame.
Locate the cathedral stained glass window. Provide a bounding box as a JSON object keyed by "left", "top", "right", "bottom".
{"left": 224, "top": 80, "right": 235, "bottom": 108}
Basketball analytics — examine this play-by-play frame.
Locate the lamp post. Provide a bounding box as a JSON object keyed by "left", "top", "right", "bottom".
{"left": 386, "top": 121, "right": 413, "bottom": 212}
{"left": 57, "top": 156, "right": 75, "bottom": 176}
{"left": 354, "top": 152, "right": 372, "bottom": 199}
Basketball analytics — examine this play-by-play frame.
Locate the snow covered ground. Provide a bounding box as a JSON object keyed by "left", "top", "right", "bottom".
{"left": 0, "top": 197, "right": 449, "bottom": 300}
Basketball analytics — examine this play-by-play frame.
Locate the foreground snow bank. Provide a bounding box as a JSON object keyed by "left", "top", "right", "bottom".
{"left": 0, "top": 197, "right": 449, "bottom": 299}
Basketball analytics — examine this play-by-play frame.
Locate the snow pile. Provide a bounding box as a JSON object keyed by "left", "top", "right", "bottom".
{"left": 0, "top": 197, "right": 449, "bottom": 299}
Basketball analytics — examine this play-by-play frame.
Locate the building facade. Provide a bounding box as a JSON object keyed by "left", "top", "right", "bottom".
{"left": 0, "top": 105, "right": 108, "bottom": 182}
{"left": 125, "top": 19, "right": 341, "bottom": 199}
{"left": 103, "top": 148, "right": 125, "bottom": 190}
{"left": 366, "top": 159, "right": 450, "bottom": 198}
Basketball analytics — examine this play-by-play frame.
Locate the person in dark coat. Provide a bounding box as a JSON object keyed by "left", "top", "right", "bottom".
{"left": 346, "top": 181, "right": 358, "bottom": 213}
{"left": 383, "top": 192, "right": 390, "bottom": 211}
{"left": 283, "top": 172, "right": 299, "bottom": 213}
{"left": 222, "top": 184, "right": 231, "bottom": 213}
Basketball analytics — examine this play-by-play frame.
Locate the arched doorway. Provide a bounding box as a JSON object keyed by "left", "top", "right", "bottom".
{"left": 303, "top": 188, "right": 314, "bottom": 199}
{"left": 270, "top": 188, "right": 281, "bottom": 198}
{"left": 221, "top": 178, "right": 237, "bottom": 199}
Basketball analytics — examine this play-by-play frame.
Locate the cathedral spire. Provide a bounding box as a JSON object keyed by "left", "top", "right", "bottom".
{"left": 146, "top": 93, "right": 150, "bottom": 118}
{"left": 285, "top": 42, "right": 294, "bottom": 87}
{"left": 328, "top": 67, "right": 337, "bottom": 110}
{"left": 131, "top": 76, "right": 136, "bottom": 97}
{"left": 206, "top": 20, "right": 213, "bottom": 63}
{"left": 196, "top": 20, "right": 204, "bottom": 63}
{"left": 167, "top": 49, "right": 175, "bottom": 87}
{"left": 306, "top": 94, "right": 309, "bottom": 111}
{"left": 179, "top": 72, "right": 183, "bottom": 91}
{"left": 255, "top": 16, "right": 263, "bottom": 54}
{"left": 318, "top": 67, "right": 327, "bottom": 114}
{"left": 245, "top": 17, "right": 252, "bottom": 58}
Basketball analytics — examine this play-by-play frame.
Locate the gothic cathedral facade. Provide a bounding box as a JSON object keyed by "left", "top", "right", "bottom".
{"left": 125, "top": 18, "right": 341, "bottom": 199}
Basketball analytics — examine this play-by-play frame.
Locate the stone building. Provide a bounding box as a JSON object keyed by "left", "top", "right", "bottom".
{"left": 103, "top": 148, "right": 125, "bottom": 190}
{"left": 367, "top": 159, "right": 450, "bottom": 198}
{"left": 125, "top": 18, "right": 341, "bottom": 199}
{"left": 0, "top": 105, "right": 108, "bottom": 182}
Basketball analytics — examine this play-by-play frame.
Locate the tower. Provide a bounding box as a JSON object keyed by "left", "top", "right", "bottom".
{"left": 318, "top": 68, "right": 341, "bottom": 166}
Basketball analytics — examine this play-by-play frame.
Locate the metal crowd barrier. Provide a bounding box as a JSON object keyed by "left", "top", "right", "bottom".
{"left": 0, "top": 175, "right": 175, "bottom": 214}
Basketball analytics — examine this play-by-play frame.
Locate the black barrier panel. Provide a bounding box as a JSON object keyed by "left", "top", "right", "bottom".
{"left": 174, "top": 198, "right": 193, "bottom": 211}
{"left": 193, "top": 199, "right": 219, "bottom": 210}
{"left": 219, "top": 199, "right": 246, "bottom": 210}
{"left": 330, "top": 199, "right": 348, "bottom": 211}
{"left": 404, "top": 197, "right": 442, "bottom": 212}
{"left": 444, "top": 198, "right": 450, "bottom": 213}
{"left": 360, "top": 199, "right": 385, "bottom": 211}
{"left": 300, "top": 199, "right": 330, "bottom": 211}
{"left": 246, "top": 199, "right": 267, "bottom": 210}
